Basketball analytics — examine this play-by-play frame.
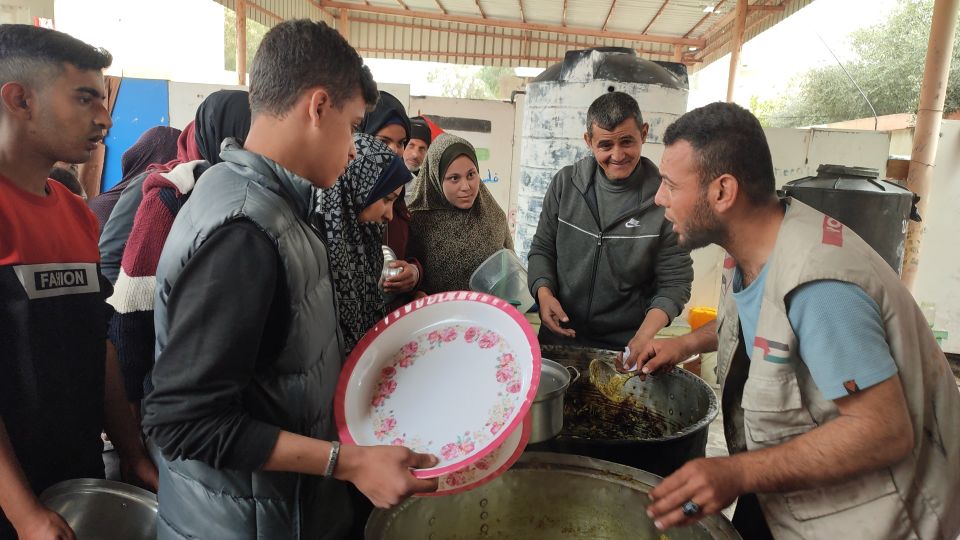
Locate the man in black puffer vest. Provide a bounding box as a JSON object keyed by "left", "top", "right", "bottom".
{"left": 142, "top": 20, "right": 438, "bottom": 540}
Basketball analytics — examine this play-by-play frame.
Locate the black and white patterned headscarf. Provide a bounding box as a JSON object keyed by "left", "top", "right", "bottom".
{"left": 314, "top": 134, "right": 411, "bottom": 353}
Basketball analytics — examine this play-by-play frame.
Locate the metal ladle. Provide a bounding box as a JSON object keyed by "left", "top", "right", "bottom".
{"left": 589, "top": 348, "right": 699, "bottom": 403}
{"left": 588, "top": 354, "right": 638, "bottom": 404}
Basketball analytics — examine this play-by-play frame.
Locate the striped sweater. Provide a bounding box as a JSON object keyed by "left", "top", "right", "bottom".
{"left": 107, "top": 160, "right": 207, "bottom": 401}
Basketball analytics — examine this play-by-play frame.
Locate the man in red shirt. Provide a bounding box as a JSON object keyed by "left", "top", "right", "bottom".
{"left": 0, "top": 25, "right": 156, "bottom": 540}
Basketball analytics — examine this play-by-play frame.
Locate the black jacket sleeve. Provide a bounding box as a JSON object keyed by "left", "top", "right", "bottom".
{"left": 648, "top": 219, "right": 693, "bottom": 321}
{"left": 142, "top": 220, "right": 283, "bottom": 470}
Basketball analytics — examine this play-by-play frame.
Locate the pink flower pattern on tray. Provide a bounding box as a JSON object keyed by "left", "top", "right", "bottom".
{"left": 441, "top": 451, "right": 496, "bottom": 488}
{"left": 368, "top": 324, "right": 523, "bottom": 460}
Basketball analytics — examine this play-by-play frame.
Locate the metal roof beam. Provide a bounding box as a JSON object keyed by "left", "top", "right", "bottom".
{"left": 519, "top": 0, "right": 526, "bottom": 23}
{"left": 726, "top": 0, "right": 747, "bottom": 101}
{"left": 434, "top": 0, "right": 447, "bottom": 14}
{"left": 601, "top": 0, "right": 617, "bottom": 31}
{"left": 703, "top": 1, "right": 784, "bottom": 41}
{"left": 562, "top": 0, "right": 568, "bottom": 26}
{"left": 641, "top": 0, "right": 669, "bottom": 34}
{"left": 475, "top": 0, "right": 487, "bottom": 18}
{"left": 683, "top": 0, "right": 726, "bottom": 38}
{"left": 313, "top": 0, "right": 706, "bottom": 47}
{"left": 696, "top": 2, "right": 781, "bottom": 61}
{"left": 236, "top": 0, "right": 247, "bottom": 85}
{"left": 338, "top": 8, "right": 350, "bottom": 41}
{"left": 395, "top": 0, "right": 410, "bottom": 10}
{"left": 345, "top": 14, "right": 700, "bottom": 61}
{"left": 356, "top": 47, "right": 563, "bottom": 63}
{"left": 246, "top": 1, "right": 283, "bottom": 21}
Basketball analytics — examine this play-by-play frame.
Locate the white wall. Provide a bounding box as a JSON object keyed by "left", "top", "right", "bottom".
{"left": 911, "top": 120, "right": 960, "bottom": 353}
{"left": 889, "top": 128, "right": 915, "bottom": 157}
{"left": 167, "top": 81, "right": 409, "bottom": 131}
{"left": 0, "top": 0, "right": 52, "bottom": 24}
{"left": 168, "top": 82, "right": 248, "bottom": 129}
{"left": 409, "top": 96, "right": 517, "bottom": 219}
{"left": 377, "top": 83, "right": 410, "bottom": 112}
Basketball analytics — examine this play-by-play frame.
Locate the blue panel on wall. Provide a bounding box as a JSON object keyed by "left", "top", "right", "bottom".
{"left": 101, "top": 78, "right": 169, "bottom": 192}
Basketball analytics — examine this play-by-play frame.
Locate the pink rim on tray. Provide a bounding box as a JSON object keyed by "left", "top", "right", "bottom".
{"left": 335, "top": 291, "right": 541, "bottom": 479}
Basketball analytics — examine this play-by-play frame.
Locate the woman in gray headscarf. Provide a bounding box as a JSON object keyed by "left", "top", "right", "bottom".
{"left": 407, "top": 133, "right": 513, "bottom": 294}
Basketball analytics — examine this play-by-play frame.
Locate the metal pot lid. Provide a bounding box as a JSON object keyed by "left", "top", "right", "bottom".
{"left": 536, "top": 358, "right": 571, "bottom": 402}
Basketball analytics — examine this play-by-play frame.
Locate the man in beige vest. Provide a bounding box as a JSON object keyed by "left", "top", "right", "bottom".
{"left": 635, "top": 102, "right": 960, "bottom": 539}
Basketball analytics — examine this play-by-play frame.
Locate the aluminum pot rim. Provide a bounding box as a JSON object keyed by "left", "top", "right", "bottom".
{"left": 365, "top": 452, "right": 742, "bottom": 539}
{"left": 39, "top": 478, "right": 158, "bottom": 513}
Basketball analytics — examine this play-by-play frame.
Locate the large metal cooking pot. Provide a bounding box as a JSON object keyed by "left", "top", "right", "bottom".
{"left": 527, "top": 345, "right": 718, "bottom": 477}
{"left": 529, "top": 358, "right": 580, "bottom": 443}
{"left": 366, "top": 452, "right": 741, "bottom": 539}
{"left": 40, "top": 479, "right": 157, "bottom": 540}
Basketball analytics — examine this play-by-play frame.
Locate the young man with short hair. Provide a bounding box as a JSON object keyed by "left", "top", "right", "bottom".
{"left": 0, "top": 25, "right": 156, "bottom": 540}
{"left": 142, "top": 20, "right": 437, "bottom": 539}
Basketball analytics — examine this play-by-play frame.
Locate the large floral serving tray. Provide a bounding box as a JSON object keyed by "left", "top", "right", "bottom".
{"left": 335, "top": 291, "right": 540, "bottom": 479}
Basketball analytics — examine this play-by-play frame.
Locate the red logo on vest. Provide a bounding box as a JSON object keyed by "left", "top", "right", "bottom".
{"left": 723, "top": 256, "right": 736, "bottom": 269}
{"left": 822, "top": 216, "right": 843, "bottom": 247}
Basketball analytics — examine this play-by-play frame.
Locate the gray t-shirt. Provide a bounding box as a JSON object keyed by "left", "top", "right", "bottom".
{"left": 593, "top": 165, "right": 643, "bottom": 229}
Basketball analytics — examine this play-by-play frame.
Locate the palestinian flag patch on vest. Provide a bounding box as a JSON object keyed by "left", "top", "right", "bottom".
{"left": 753, "top": 336, "right": 790, "bottom": 364}
{"left": 843, "top": 379, "right": 861, "bottom": 395}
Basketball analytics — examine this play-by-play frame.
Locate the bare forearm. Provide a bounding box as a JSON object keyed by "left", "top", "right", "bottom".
{"left": 0, "top": 418, "right": 41, "bottom": 528}
{"left": 733, "top": 378, "right": 912, "bottom": 494}
{"left": 262, "top": 431, "right": 333, "bottom": 476}
{"left": 261, "top": 432, "right": 393, "bottom": 488}
{"left": 634, "top": 308, "right": 670, "bottom": 342}
{"left": 680, "top": 320, "right": 718, "bottom": 355}
{"left": 734, "top": 418, "right": 906, "bottom": 494}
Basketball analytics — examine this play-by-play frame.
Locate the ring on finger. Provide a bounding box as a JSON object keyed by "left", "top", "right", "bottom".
{"left": 681, "top": 500, "right": 701, "bottom": 517}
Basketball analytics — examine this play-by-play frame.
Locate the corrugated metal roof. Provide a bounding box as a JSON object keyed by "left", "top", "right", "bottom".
{"left": 697, "top": 0, "right": 810, "bottom": 68}
{"left": 215, "top": 0, "right": 812, "bottom": 70}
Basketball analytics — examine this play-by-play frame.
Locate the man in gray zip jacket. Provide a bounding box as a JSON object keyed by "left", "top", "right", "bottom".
{"left": 528, "top": 92, "right": 693, "bottom": 354}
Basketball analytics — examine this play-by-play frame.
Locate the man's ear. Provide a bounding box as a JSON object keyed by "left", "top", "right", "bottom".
{"left": 713, "top": 173, "right": 740, "bottom": 214}
{"left": 307, "top": 87, "right": 331, "bottom": 127}
{"left": 639, "top": 122, "right": 650, "bottom": 144}
{"left": 0, "top": 82, "right": 32, "bottom": 119}
{"left": 583, "top": 130, "right": 591, "bottom": 147}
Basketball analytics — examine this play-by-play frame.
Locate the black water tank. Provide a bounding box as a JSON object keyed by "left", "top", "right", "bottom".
{"left": 781, "top": 164, "right": 921, "bottom": 274}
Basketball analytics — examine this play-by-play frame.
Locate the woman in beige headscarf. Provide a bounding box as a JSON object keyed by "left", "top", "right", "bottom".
{"left": 407, "top": 134, "right": 513, "bottom": 294}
